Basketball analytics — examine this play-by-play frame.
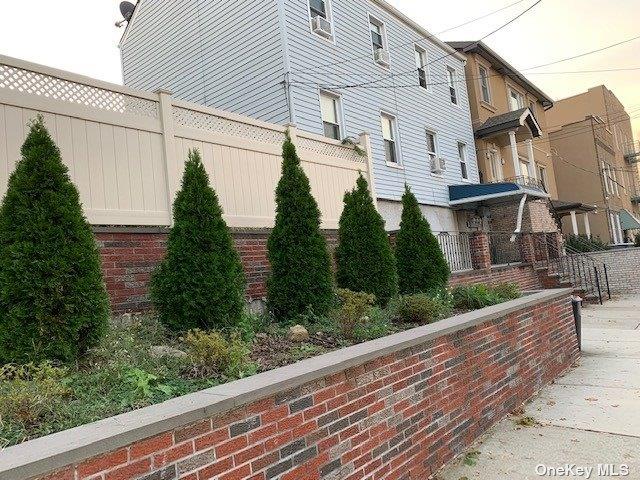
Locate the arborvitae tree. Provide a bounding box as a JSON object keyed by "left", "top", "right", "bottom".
{"left": 267, "top": 134, "right": 334, "bottom": 320}
{"left": 335, "top": 174, "right": 398, "bottom": 305}
{"left": 0, "top": 116, "right": 109, "bottom": 363}
{"left": 395, "top": 185, "right": 450, "bottom": 294}
{"left": 151, "top": 149, "right": 245, "bottom": 331}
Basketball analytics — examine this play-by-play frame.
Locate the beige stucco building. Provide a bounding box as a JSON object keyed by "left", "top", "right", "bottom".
{"left": 546, "top": 86, "right": 640, "bottom": 244}
{"left": 448, "top": 41, "right": 559, "bottom": 235}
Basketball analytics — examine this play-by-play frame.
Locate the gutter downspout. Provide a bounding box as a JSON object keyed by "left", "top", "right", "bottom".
{"left": 511, "top": 194, "right": 528, "bottom": 242}
{"left": 276, "top": 0, "right": 296, "bottom": 124}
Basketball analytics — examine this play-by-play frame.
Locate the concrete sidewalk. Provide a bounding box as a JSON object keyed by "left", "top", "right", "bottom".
{"left": 438, "top": 296, "right": 640, "bottom": 480}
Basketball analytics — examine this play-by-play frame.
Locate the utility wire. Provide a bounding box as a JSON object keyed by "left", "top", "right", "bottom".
{"left": 289, "top": 0, "right": 528, "bottom": 74}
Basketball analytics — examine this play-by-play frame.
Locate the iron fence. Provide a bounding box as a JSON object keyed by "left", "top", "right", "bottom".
{"left": 436, "top": 232, "right": 473, "bottom": 272}
{"left": 488, "top": 232, "right": 522, "bottom": 266}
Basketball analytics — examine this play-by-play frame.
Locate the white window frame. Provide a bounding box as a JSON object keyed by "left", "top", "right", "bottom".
{"left": 425, "top": 129, "right": 440, "bottom": 175}
{"left": 478, "top": 63, "right": 491, "bottom": 104}
{"left": 381, "top": 112, "right": 401, "bottom": 167}
{"left": 538, "top": 165, "right": 547, "bottom": 191}
{"left": 447, "top": 66, "right": 458, "bottom": 106}
{"left": 458, "top": 142, "right": 468, "bottom": 180}
{"left": 612, "top": 166, "right": 620, "bottom": 196}
{"left": 308, "top": 0, "right": 335, "bottom": 42}
{"left": 602, "top": 161, "right": 611, "bottom": 195}
{"left": 508, "top": 86, "right": 525, "bottom": 111}
{"left": 369, "top": 14, "right": 389, "bottom": 67}
{"left": 319, "top": 89, "right": 344, "bottom": 141}
{"left": 489, "top": 147, "right": 503, "bottom": 182}
{"left": 414, "top": 45, "right": 430, "bottom": 91}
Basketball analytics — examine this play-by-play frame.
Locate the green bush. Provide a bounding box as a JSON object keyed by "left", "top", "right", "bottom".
{"left": 491, "top": 282, "right": 521, "bottom": 300}
{"left": 335, "top": 175, "right": 398, "bottom": 305}
{"left": 267, "top": 134, "right": 334, "bottom": 321}
{"left": 353, "top": 306, "right": 393, "bottom": 342}
{"left": 395, "top": 185, "right": 450, "bottom": 294}
{"left": 182, "top": 329, "right": 254, "bottom": 378}
{"left": 151, "top": 149, "right": 245, "bottom": 332}
{"left": 334, "top": 288, "right": 376, "bottom": 339}
{"left": 565, "top": 234, "right": 610, "bottom": 252}
{"left": 396, "top": 293, "right": 453, "bottom": 324}
{"left": 451, "top": 283, "right": 521, "bottom": 310}
{"left": 0, "top": 117, "right": 109, "bottom": 363}
{"left": 0, "top": 362, "right": 71, "bottom": 438}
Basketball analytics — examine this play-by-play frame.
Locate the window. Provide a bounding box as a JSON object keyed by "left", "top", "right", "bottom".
{"left": 425, "top": 130, "right": 437, "bottom": 170}
{"left": 320, "top": 91, "right": 342, "bottom": 140}
{"left": 612, "top": 167, "right": 620, "bottom": 196}
{"left": 309, "top": 0, "right": 327, "bottom": 18}
{"left": 447, "top": 67, "right": 458, "bottom": 105}
{"left": 458, "top": 142, "right": 468, "bottom": 179}
{"left": 381, "top": 114, "right": 398, "bottom": 164}
{"left": 519, "top": 157, "right": 530, "bottom": 179}
{"left": 538, "top": 165, "right": 547, "bottom": 191}
{"left": 509, "top": 88, "right": 524, "bottom": 111}
{"left": 478, "top": 65, "right": 491, "bottom": 103}
{"left": 369, "top": 16, "right": 388, "bottom": 65}
{"left": 415, "top": 47, "right": 428, "bottom": 90}
{"left": 602, "top": 162, "right": 611, "bottom": 194}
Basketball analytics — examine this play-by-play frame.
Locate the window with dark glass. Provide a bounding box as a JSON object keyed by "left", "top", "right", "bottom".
{"left": 320, "top": 91, "right": 341, "bottom": 140}
{"left": 479, "top": 65, "right": 490, "bottom": 103}
{"left": 458, "top": 142, "right": 468, "bottom": 179}
{"left": 370, "top": 20, "right": 384, "bottom": 51}
{"left": 309, "top": 0, "right": 327, "bottom": 18}
{"left": 415, "top": 47, "right": 428, "bottom": 89}
{"left": 382, "top": 114, "right": 398, "bottom": 164}
{"left": 447, "top": 67, "right": 457, "bottom": 105}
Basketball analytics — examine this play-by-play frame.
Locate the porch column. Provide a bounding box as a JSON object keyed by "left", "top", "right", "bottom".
{"left": 509, "top": 130, "right": 519, "bottom": 178}
{"left": 583, "top": 213, "right": 591, "bottom": 238}
{"left": 570, "top": 210, "right": 579, "bottom": 235}
{"left": 526, "top": 139, "right": 537, "bottom": 180}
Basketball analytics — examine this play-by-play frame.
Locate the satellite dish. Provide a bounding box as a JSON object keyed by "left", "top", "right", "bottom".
{"left": 116, "top": 1, "right": 136, "bottom": 27}
{"left": 120, "top": 1, "right": 136, "bottom": 21}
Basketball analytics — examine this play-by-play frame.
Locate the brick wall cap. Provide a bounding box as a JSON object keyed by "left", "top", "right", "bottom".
{"left": 0, "top": 288, "right": 572, "bottom": 480}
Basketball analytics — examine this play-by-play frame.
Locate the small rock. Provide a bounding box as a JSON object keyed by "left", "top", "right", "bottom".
{"left": 150, "top": 345, "right": 188, "bottom": 359}
{"left": 256, "top": 333, "right": 268, "bottom": 341}
{"left": 288, "top": 325, "right": 309, "bottom": 343}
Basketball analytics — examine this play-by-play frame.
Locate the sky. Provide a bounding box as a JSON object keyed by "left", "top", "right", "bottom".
{"left": 1, "top": 0, "right": 639, "bottom": 135}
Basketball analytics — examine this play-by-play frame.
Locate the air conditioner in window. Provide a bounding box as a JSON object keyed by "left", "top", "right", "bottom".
{"left": 374, "top": 48, "right": 390, "bottom": 66}
{"left": 312, "top": 15, "right": 333, "bottom": 38}
{"left": 431, "top": 157, "right": 446, "bottom": 174}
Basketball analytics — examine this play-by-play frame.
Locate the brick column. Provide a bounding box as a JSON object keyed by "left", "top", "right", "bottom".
{"left": 519, "top": 233, "right": 536, "bottom": 264}
{"left": 470, "top": 231, "right": 491, "bottom": 270}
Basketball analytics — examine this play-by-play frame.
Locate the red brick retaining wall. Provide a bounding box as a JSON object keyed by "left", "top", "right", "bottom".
{"left": 10, "top": 290, "right": 577, "bottom": 480}
{"left": 96, "top": 228, "right": 544, "bottom": 314}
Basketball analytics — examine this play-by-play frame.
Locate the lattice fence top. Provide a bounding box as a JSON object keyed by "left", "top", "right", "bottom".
{"left": 0, "top": 63, "right": 159, "bottom": 119}
{"left": 297, "top": 136, "right": 367, "bottom": 163}
{"left": 173, "top": 107, "right": 286, "bottom": 146}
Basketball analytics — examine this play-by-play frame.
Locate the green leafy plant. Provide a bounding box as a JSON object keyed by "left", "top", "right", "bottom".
{"left": 151, "top": 149, "right": 245, "bottom": 332}
{"left": 353, "top": 306, "right": 393, "bottom": 342}
{"left": 491, "top": 282, "right": 521, "bottom": 301}
{"left": 565, "top": 234, "right": 610, "bottom": 252}
{"left": 396, "top": 293, "right": 453, "bottom": 324}
{"left": 182, "top": 329, "right": 254, "bottom": 379}
{"left": 395, "top": 185, "right": 450, "bottom": 294}
{"left": 124, "top": 368, "right": 173, "bottom": 399}
{"left": 463, "top": 450, "right": 481, "bottom": 467}
{"left": 0, "top": 362, "right": 72, "bottom": 437}
{"left": 451, "top": 283, "right": 520, "bottom": 310}
{"left": 267, "top": 133, "right": 334, "bottom": 321}
{"left": 336, "top": 174, "right": 398, "bottom": 305}
{"left": 0, "top": 116, "right": 109, "bottom": 364}
{"left": 334, "top": 289, "right": 376, "bottom": 339}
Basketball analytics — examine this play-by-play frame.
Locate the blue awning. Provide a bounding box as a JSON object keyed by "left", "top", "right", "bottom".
{"left": 449, "top": 181, "right": 549, "bottom": 206}
{"left": 619, "top": 209, "right": 640, "bottom": 230}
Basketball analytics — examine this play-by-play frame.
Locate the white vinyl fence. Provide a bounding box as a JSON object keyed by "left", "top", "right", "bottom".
{"left": 0, "top": 54, "right": 374, "bottom": 229}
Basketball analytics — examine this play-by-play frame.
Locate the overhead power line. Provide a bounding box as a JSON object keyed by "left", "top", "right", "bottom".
{"left": 289, "top": 0, "right": 530, "bottom": 75}
{"left": 524, "top": 33, "right": 640, "bottom": 70}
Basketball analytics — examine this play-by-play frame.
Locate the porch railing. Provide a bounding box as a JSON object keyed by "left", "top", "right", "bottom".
{"left": 501, "top": 175, "right": 547, "bottom": 192}
{"left": 436, "top": 232, "right": 473, "bottom": 272}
